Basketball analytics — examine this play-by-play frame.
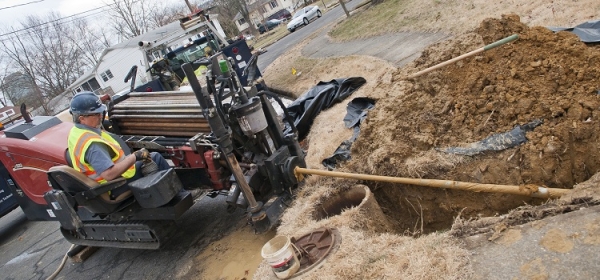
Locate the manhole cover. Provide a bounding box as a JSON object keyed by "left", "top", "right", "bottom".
{"left": 291, "top": 227, "right": 341, "bottom": 277}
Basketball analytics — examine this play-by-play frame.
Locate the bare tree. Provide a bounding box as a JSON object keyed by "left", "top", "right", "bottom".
{"left": 149, "top": 2, "right": 188, "bottom": 27}
{"left": 0, "top": 12, "right": 101, "bottom": 114}
{"left": 212, "top": 0, "right": 245, "bottom": 37}
{"left": 2, "top": 72, "right": 40, "bottom": 110}
{"left": 292, "top": 0, "right": 311, "bottom": 9}
{"left": 63, "top": 18, "right": 112, "bottom": 66}
{"left": 0, "top": 28, "right": 51, "bottom": 114}
{"left": 214, "top": 0, "right": 258, "bottom": 36}
{"left": 18, "top": 13, "right": 87, "bottom": 97}
{"left": 104, "top": 0, "right": 157, "bottom": 38}
{"left": 97, "top": 25, "right": 117, "bottom": 47}
{"left": 0, "top": 55, "right": 13, "bottom": 107}
{"left": 104, "top": 0, "right": 195, "bottom": 39}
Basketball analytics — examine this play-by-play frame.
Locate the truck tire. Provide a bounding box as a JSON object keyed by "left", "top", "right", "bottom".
{"left": 303, "top": 18, "right": 309, "bottom": 25}
{"left": 317, "top": 10, "right": 322, "bottom": 17}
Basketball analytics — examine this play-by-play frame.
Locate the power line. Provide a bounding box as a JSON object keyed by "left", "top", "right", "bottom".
{"left": 0, "top": 0, "right": 147, "bottom": 39}
{"left": 0, "top": 5, "right": 111, "bottom": 38}
{"left": 0, "top": 0, "right": 45, "bottom": 11}
{"left": 0, "top": 10, "right": 112, "bottom": 45}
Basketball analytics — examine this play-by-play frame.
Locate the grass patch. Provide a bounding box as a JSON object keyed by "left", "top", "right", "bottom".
{"left": 246, "top": 25, "right": 290, "bottom": 49}
{"left": 247, "top": 3, "right": 338, "bottom": 50}
{"left": 329, "top": 0, "right": 411, "bottom": 41}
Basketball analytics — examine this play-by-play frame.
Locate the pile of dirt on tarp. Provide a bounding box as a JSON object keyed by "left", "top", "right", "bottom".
{"left": 339, "top": 14, "right": 600, "bottom": 232}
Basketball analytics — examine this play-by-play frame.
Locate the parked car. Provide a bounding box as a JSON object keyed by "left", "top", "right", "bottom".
{"left": 268, "top": 9, "right": 292, "bottom": 21}
{"left": 268, "top": 19, "right": 283, "bottom": 25}
{"left": 258, "top": 19, "right": 283, "bottom": 34}
{"left": 287, "top": 6, "right": 322, "bottom": 32}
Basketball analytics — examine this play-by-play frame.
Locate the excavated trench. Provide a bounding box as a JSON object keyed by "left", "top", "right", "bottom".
{"left": 308, "top": 179, "right": 546, "bottom": 235}
{"left": 370, "top": 183, "right": 542, "bottom": 234}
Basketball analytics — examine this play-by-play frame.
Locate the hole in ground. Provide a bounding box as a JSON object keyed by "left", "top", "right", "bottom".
{"left": 370, "top": 182, "right": 545, "bottom": 235}
{"left": 312, "top": 186, "right": 366, "bottom": 221}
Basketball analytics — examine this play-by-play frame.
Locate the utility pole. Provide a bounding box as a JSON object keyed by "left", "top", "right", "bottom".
{"left": 339, "top": 0, "right": 350, "bottom": 18}
{"left": 184, "top": 0, "right": 195, "bottom": 13}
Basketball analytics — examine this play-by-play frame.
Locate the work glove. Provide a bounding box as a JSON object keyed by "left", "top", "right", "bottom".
{"left": 133, "top": 148, "right": 151, "bottom": 161}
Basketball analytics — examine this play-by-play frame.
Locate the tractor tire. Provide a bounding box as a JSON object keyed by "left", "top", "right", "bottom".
{"left": 303, "top": 18, "right": 309, "bottom": 25}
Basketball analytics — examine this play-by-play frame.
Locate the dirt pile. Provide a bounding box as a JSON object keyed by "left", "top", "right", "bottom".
{"left": 334, "top": 14, "right": 600, "bottom": 233}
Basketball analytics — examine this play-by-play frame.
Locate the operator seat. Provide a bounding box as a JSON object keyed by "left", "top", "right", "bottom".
{"left": 48, "top": 165, "right": 133, "bottom": 214}
{"left": 46, "top": 148, "right": 134, "bottom": 214}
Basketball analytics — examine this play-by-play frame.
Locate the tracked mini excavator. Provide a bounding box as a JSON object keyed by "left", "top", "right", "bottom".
{"left": 0, "top": 51, "right": 306, "bottom": 249}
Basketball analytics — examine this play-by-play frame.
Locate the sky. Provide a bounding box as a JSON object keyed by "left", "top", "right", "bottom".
{"left": 0, "top": 0, "right": 188, "bottom": 28}
{"left": 0, "top": 0, "right": 106, "bottom": 27}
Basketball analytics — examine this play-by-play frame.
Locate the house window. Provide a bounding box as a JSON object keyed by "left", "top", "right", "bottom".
{"left": 238, "top": 18, "right": 246, "bottom": 25}
{"left": 269, "top": 1, "right": 278, "bottom": 9}
{"left": 0, "top": 109, "right": 15, "bottom": 120}
{"left": 100, "top": 70, "right": 114, "bottom": 82}
{"left": 261, "top": 6, "right": 267, "bottom": 13}
{"left": 88, "top": 78, "right": 101, "bottom": 92}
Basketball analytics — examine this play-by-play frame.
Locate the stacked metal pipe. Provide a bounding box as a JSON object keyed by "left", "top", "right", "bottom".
{"left": 110, "top": 91, "right": 210, "bottom": 137}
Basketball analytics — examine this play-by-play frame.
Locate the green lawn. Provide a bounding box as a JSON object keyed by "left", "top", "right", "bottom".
{"left": 247, "top": 24, "right": 290, "bottom": 50}
{"left": 329, "top": 0, "right": 412, "bottom": 41}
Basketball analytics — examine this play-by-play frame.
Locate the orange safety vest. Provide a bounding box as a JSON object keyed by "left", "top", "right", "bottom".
{"left": 67, "top": 126, "right": 136, "bottom": 183}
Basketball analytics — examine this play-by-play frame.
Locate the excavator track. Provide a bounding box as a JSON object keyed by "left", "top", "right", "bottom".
{"left": 60, "top": 220, "right": 176, "bottom": 250}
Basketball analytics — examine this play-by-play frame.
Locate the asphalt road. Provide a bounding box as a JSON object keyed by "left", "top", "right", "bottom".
{"left": 0, "top": 193, "right": 246, "bottom": 279}
{"left": 0, "top": 3, "right": 366, "bottom": 280}
{"left": 258, "top": 0, "right": 364, "bottom": 71}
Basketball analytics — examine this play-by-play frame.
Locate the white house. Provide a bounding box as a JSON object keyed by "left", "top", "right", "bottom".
{"left": 66, "top": 16, "right": 226, "bottom": 98}
{"left": 66, "top": 22, "right": 184, "bottom": 97}
{"left": 0, "top": 106, "right": 17, "bottom": 125}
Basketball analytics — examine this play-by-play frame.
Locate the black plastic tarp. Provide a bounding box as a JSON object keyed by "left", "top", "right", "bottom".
{"left": 285, "top": 77, "right": 366, "bottom": 141}
{"left": 548, "top": 20, "right": 600, "bottom": 43}
{"left": 322, "top": 97, "right": 375, "bottom": 169}
{"left": 440, "top": 119, "right": 543, "bottom": 156}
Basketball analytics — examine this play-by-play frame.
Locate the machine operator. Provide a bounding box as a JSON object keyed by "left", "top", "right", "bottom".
{"left": 67, "top": 91, "right": 170, "bottom": 198}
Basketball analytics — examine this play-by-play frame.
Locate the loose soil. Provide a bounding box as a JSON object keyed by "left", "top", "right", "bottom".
{"left": 191, "top": 2, "right": 600, "bottom": 279}
{"left": 346, "top": 14, "right": 600, "bottom": 234}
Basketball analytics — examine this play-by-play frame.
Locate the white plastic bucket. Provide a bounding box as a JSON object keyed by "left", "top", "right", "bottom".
{"left": 261, "top": 235, "right": 300, "bottom": 279}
